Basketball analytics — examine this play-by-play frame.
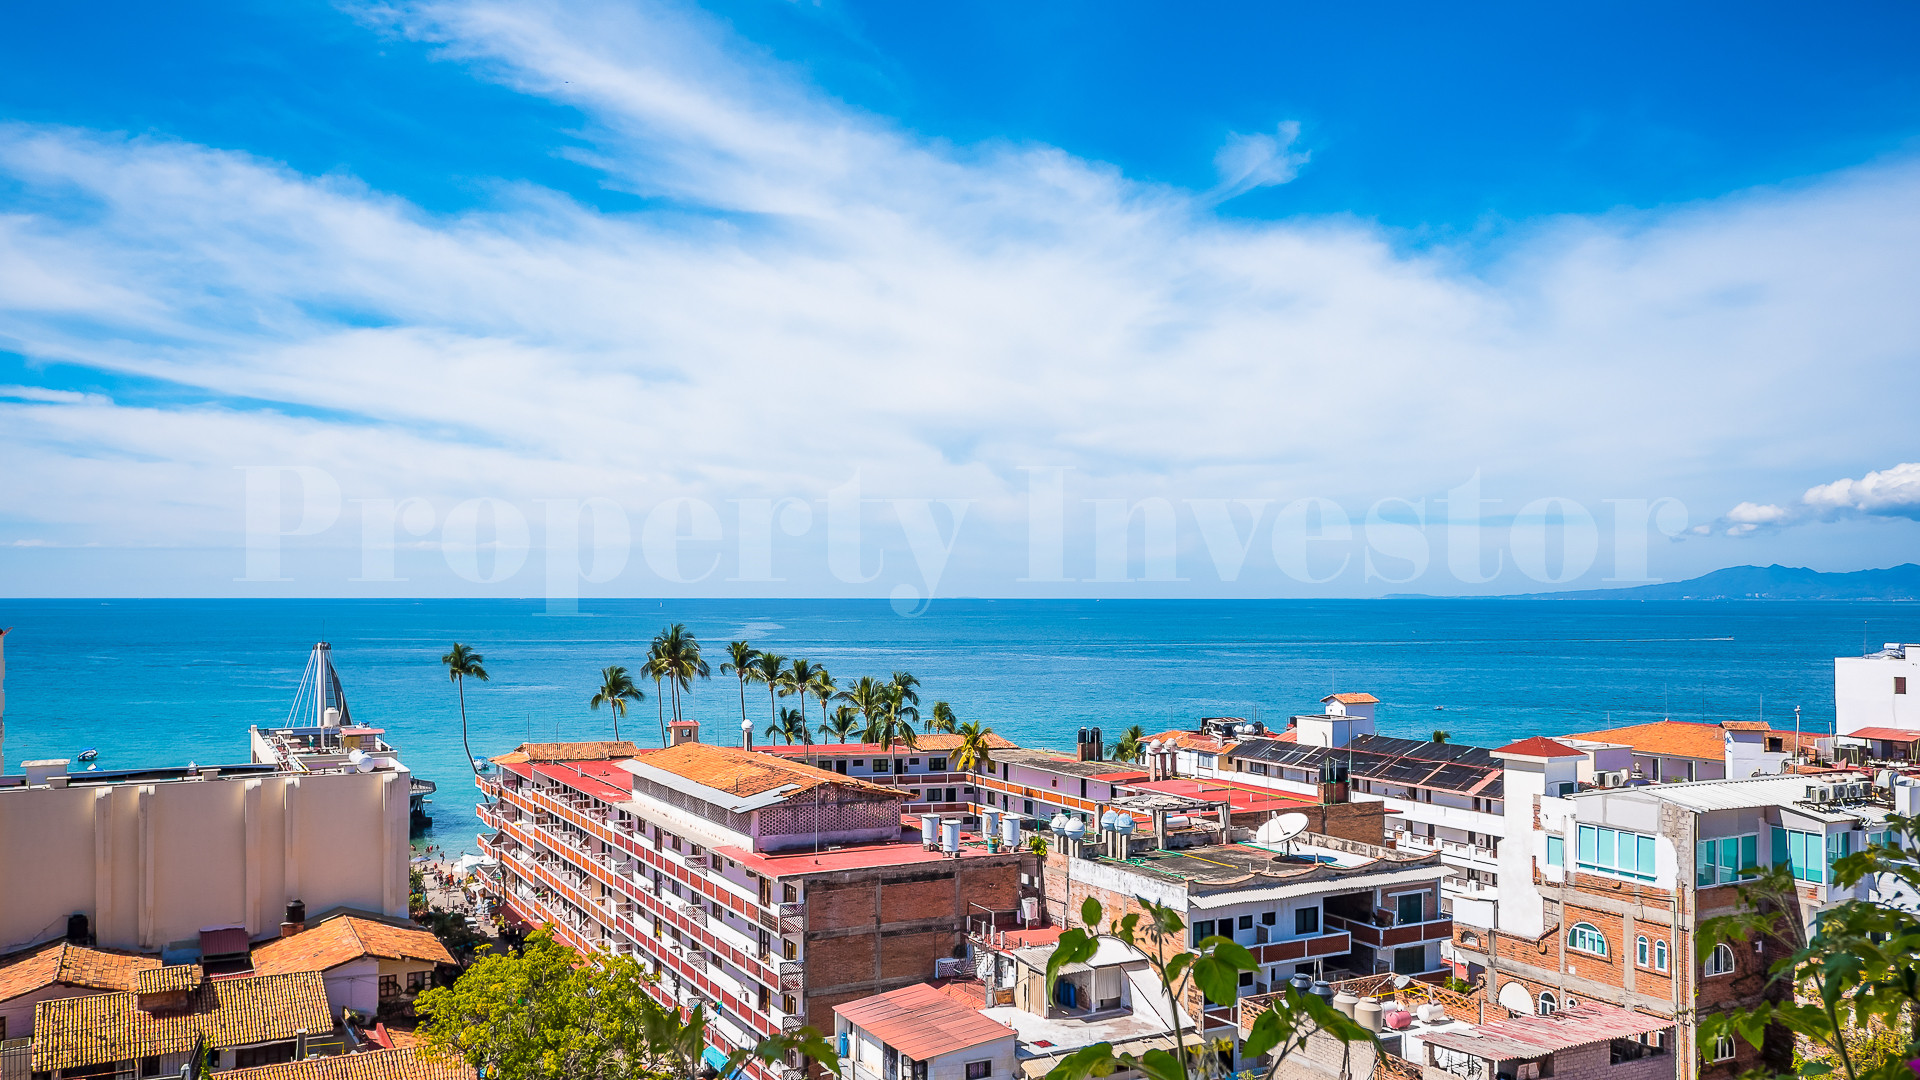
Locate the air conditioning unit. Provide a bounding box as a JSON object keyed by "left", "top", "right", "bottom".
{"left": 1813, "top": 787, "right": 1832, "bottom": 803}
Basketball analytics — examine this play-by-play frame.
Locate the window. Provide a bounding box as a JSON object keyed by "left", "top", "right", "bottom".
{"left": 1636, "top": 935, "right": 1649, "bottom": 965}
{"left": 1710, "top": 1035, "right": 1736, "bottom": 1062}
{"left": 872, "top": 759, "right": 892, "bottom": 773}
{"left": 1238, "top": 915, "right": 1254, "bottom": 930}
{"left": 931, "top": 759, "right": 948, "bottom": 772}
{"left": 1655, "top": 939, "right": 1669, "bottom": 971}
{"left": 1392, "top": 946, "right": 1426, "bottom": 975}
{"left": 1023, "top": 800, "right": 1033, "bottom": 816}
{"left": 1545, "top": 836, "right": 1565, "bottom": 868}
{"left": 1696, "top": 834, "right": 1758, "bottom": 886}
{"left": 379, "top": 974, "right": 401, "bottom": 998}
{"left": 1261, "top": 911, "right": 1276, "bottom": 926}
{"left": 1538, "top": 991, "right": 1557, "bottom": 1015}
{"left": 1192, "top": 920, "right": 1216, "bottom": 945}
{"left": 1897, "top": 677, "right": 1908, "bottom": 695}
{"left": 1396, "top": 892, "right": 1425, "bottom": 925}
{"left": 966, "top": 1062, "right": 991, "bottom": 1080}
{"left": 1295, "top": 907, "right": 1319, "bottom": 934}
{"left": 1704, "top": 943, "right": 1735, "bottom": 976}
{"left": 141, "top": 1058, "right": 160, "bottom": 1078}
{"left": 1773, "top": 827, "right": 1832, "bottom": 884}
{"left": 1577, "top": 824, "right": 1656, "bottom": 880}
{"left": 407, "top": 970, "right": 429, "bottom": 992}
{"left": 1567, "top": 922, "right": 1608, "bottom": 956}
{"left": 1460, "top": 931, "right": 1480, "bottom": 948}
{"left": 234, "top": 1044, "right": 296, "bottom": 1069}
{"left": 1239, "top": 970, "right": 1254, "bottom": 987}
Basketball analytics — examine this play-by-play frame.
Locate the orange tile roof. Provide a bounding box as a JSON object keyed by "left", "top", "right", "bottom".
{"left": 1146, "top": 731, "right": 1238, "bottom": 753}
{"left": 221, "top": 1047, "right": 470, "bottom": 1080}
{"left": 1719, "top": 721, "right": 1769, "bottom": 731}
{"left": 250, "top": 917, "right": 453, "bottom": 976}
{"left": 639, "top": 742, "right": 900, "bottom": 799}
{"left": 1564, "top": 720, "right": 1726, "bottom": 761}
{"left": 834, "top": 982, "right": 1015, "bottom": 1060}
{"left": 136, "top": 965, "right": 203, "bottom": 994}
{"left": 33, "top": 970, "right": 332, "bottom": 1071}
{"left": 1323, "top": 693, "right": 1380, "bottom": 705}
{"left": 0, "top": 941, "right": 162, "bottom": 1002}
{"left": 491, "top": 741, "right": 640, "bottom": 765}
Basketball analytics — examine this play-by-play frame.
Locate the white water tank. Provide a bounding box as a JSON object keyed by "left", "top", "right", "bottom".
{"left": 920, "top": 814, "right": 942, "bottom": 850}
{"left": 323, "top": 707, "right": 342, "bottom": 727}
{"left": 1002, "top": 815, "right": 1022, "bottom": 848}
{"left": 940, "top": 818, "right": 961, "bottom": 854}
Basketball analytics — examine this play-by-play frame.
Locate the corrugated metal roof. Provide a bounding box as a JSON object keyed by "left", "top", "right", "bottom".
{"left": 1630, "top": 773, "right": 1874, "bottom": 813}
{"left": 1419, "top": 1001, "right": 1670, "bottom": 1060}
{"left": 836, "top": 983, "right": 1016, "bottom": 1060}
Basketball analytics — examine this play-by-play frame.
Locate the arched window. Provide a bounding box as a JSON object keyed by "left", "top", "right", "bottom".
{"left": 1567, "top": 922, "right": 1608, "bottom": 956}
{"left": 1636, "top": 935, "right": 1649, "bottom": 965}
{"left": 1704, "top": 943, "right": 1735, "bottom": 976}
{"left": 1655, "top": 939, "right": 1669, "bottom": 971}
{"left": 1460, "top": 931, "right": 1480, "bottom": 948}
{"left": 1538, "top": 991, "right": 1557, "bottom": 1015}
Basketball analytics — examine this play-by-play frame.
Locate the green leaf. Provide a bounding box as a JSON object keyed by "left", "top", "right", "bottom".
{"left": 1799, "top": 1064, "right": 1833, "bottom": 1076}
{"left": 1082, "top": 897, "right": 1104, "bottom": 927}
{"left": 1191, "top": 956, "right": 1238, "bottom": 1006}
{"left": 1135, "top": 1049, "right": 1187, "bottom": 1080}
{"left": 1043, "top": 1041, "right": 1119, "bottom": 1080}
{"left": 1242, "top": 1007, "right": 1290, "bottom": 1060}
{"left": 1163, "top": 952, "right": 1195, "bottom": 983}
{"left": 1046, "top": 929, "right": 1099, "bottom": 1002}
{"left": 1208, "top": 938, "right": 1258, "bottom": 971}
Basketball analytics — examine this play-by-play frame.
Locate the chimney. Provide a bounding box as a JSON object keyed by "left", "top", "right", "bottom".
{"left": 281, "top": 899, "right": 306, "bottom": 937}
{"left": 67, "top": 912, "right": 91, "bottom": 945}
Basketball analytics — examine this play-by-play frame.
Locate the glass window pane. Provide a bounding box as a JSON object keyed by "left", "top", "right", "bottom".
{"left": 1547, "top": 836, "right": 1564, "bottom": 867}
{"left": 1597, "top": 829, "right": 1617, "bottom": 868}
{"left": 1579, "top": 825, "right": 1597, "bottom": 865}
{"left": 1772, "top": 826, "right": 1789, "bottom": 868}
{"left": 1639, "top": 835, "right": 1657, "bottom": 877}
{"left": 1696, "top": 839, "right": 1715, "bottom": 886}
{"left": 1741, "top": 834, "right": 1757, "bottom": 871}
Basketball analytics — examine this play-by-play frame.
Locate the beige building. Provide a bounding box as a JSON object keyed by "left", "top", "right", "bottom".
{"left": 0, "top": 757, "right": 411, "bottom": 957}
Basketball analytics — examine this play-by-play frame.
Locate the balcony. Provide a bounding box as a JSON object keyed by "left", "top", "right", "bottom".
{"left": 1324, "top": 913, "right": 1453, "bottom": 949}
{"left": 776, "top": 901, "right": 804, "bottom": 934}
{"left": 778, "top": 959, "right": 804, "bottom": 992}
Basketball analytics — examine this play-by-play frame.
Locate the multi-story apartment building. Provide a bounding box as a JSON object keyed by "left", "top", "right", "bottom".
{"left": 473, "top": 733, "right": 1023, "bottom": 1080}
{"left": 1454, "top": 735, "right": 1915, "bottom": 1080}
{"left": 1836, "top": 641, "right": 1920, "bottom": 735}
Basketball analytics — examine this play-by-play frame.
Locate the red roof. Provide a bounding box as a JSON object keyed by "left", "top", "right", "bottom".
{"left": 834, "top": 983, "right": 1015, "bottom": 1059}
{"left": 1719, "top": 721, "right": 1769, "bottom": 731}
{"left": 1128, "top": 778, "right": 1316, "bottom": 814}
{"left": 1493, "top": 737, "right": 1584, "bottom": 759}
{"left": 1322, "top": 693, "right": 1379, "bottom": 705}
{"left": 715, "top": 835, "right": 1013, "bottom": 880}
{"left": 1845, "top": 727, "right": 1920, "bottom": 742}
{"left": 531, "top": 761, "right": 633, "bottom": 803}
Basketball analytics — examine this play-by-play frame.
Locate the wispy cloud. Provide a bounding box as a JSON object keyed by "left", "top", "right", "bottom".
{"left": 1211, "top": 121, "right": 1311, "bottom": 202}
{"left": 1716, "top": 461, "right": 1920, "bottom": 534}
{"left": 1, "top": 0, "right": 1918, "bottom": 592}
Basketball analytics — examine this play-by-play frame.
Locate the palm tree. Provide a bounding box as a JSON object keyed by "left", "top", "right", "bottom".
{"left": 955, "top": 720, "right": 996, "bottom": 774}
{"left": 808, "top": 668, "right": 837, "bottom": 731}
{"left": 750, "top": 652, "right": 787, "bottom": 733}
{"left": 863, "top": 683, "right": 919, "bottom": 780}
{"left": 821, "top": 704, "right": 862, "bottom": 743}
{"left": 925, "top": 701, "right": 958, "bottom": 735}
{"left": 719, "top": 642, "right": 761, "bottom": 730}
{"left": 651, "top": 624, "right": 710, "bottom": 726}
{"left": 1432, "top": 730, "right": 1451, "bottom": 744}
{"left": 588, "top": 665, "right": 644, "bottom": 742}
{"left": 645, "top": 654, "right": 668, "bottom": 747}
{"left": 889, "top": 671, "right": 922, "bottom": 728}
{"left": 837, "top": 676, "right": 888, "bottom": 729}
{"left": 1112, "top": 724, "right": 1148, "bottom": 763}
{"left": 771, "top": 703, "right": 810, "bottom": 745}
{"left": 784, "top": 659, "right": 817, "bottom": 728}
{"left": 441, "top": 643, "right": 490, "bottom": 794}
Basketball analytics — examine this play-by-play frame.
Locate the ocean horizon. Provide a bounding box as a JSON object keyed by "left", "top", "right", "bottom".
{"left": 1, "top": 598, "right": 1908, "bottom": 853}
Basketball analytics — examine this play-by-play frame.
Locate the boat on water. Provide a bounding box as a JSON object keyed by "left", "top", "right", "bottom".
{"left": 76, "top": 747, "right": 98, "bottom": 761}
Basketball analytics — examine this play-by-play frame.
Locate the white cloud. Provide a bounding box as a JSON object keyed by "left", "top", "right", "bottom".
{"left": 1211, "top": 121, "right": 1311, "bottom": 202}
{"left": 0, "top": 0, "right": 1918, "bottom": 592}
{"left": 1803, "top": 462, "right": 1920, "bottom": 521}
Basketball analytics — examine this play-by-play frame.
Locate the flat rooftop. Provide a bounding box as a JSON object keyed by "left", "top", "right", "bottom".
{"left": 993, "top": 747, "right": 1151, "bottom": 781}
{"left": 1126, "top": 778, "right": 1316, "bottom": 814}
{"left": 1092, "top": 839, "right": 1440, "bottom": 894}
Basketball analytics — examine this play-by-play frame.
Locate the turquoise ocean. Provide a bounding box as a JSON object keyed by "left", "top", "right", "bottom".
{"left": 0, "top": 599, "right": 1909, "bottom": 853}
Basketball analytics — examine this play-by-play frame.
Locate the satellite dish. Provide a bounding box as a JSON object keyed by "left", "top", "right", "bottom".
{"left": 1260, "top": 812, "right": 1311, "bottom": 845}
{"left": 1393, "top": 974, "right": 1412, "bottom": 989}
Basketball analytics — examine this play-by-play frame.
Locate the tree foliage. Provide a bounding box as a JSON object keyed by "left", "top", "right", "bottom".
{"left": 416, "top": 930, "right": 837, "bottom": 1080}
{"left": 1699, "top": 812, "right": 1920, "bottom": 1080}
{"left": 1042, "top": 897, "right": 1371, "bottom": 1080}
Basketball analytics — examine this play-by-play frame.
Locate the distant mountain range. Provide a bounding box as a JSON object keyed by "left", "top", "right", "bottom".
{"left": 1517, "top": 563, "right": 1920, "bottom": 600}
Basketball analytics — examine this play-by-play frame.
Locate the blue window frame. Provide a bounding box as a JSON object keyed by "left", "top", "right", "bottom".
{"left": 1773, "top": 827, "right": 1839, "bottom": 884}
{"left": 1576, "top": 824, "right": 1656, "bottom": 880}
{"left": 1545, "top": 835, "right": 1565, "bottom": 868}
{"left": 1695, "top": 834, "right": 1758, "bottom": 886}
{"left": 1567, "top": 922, "right": 1608, "bottom": 956}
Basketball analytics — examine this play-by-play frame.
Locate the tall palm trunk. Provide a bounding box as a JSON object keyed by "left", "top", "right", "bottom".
{"left": 655, "top": 675, "right": 666, "bottom": 747}
{"left": 457, "top": 675, "right": 479, "bottom": 799}
{"left": 738, "top": 676, "right": 749, "bottom": 728}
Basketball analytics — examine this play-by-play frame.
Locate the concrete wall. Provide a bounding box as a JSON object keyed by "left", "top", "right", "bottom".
{"left": 0, "top": 770, "right": 409, "bottom": 954}
{"left": 1836, "top": 650, "right": 1920, "bottom": 734}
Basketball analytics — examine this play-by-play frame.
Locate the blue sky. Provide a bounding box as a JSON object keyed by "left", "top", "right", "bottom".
{"left": 1, "top": 0, "right": 1918, "bottom": 598}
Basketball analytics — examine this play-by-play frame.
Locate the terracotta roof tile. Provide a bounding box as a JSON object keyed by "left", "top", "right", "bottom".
{"left": 639, "top": 742, "right": 900, "bottom": 799}
{"left": 0, "top": 941, "right": 162, "bottom": 1002}
{"left": 1145, "top": 731, "right": 1238, "bottom": 753}
{"left": 1563, "top": 720, "right": 1725, "bottom": 761}
{"left": 251, "top": 917, "right": 453, "bottom": 977}
{"left": 136, "top": 965, "right": 204, "bottom": 994}
{"left": 1492, "top": 737, "right": 1585, "bottom": 759}
{"left": 1322, "top": 693, "right": 1379, "bottom": 705}
{"left": 493, "top": 742, "right": 640, "bottom": 765}
{"left": 834, "top": 983, "right": 1015, "bottom": 1060}
{"left": 221, "top": 1047, "right": 470, "bottom": 1080}
{"left": 1719, "top": 721, "right": 1769, "bottom": 731}
{"left": 33, "top": 970, "right": 332, "bottom": 1071}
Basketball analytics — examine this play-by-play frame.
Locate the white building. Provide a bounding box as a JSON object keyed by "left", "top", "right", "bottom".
{"left": 1836, "top": 642, "right": 1920, "bottom": 735}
